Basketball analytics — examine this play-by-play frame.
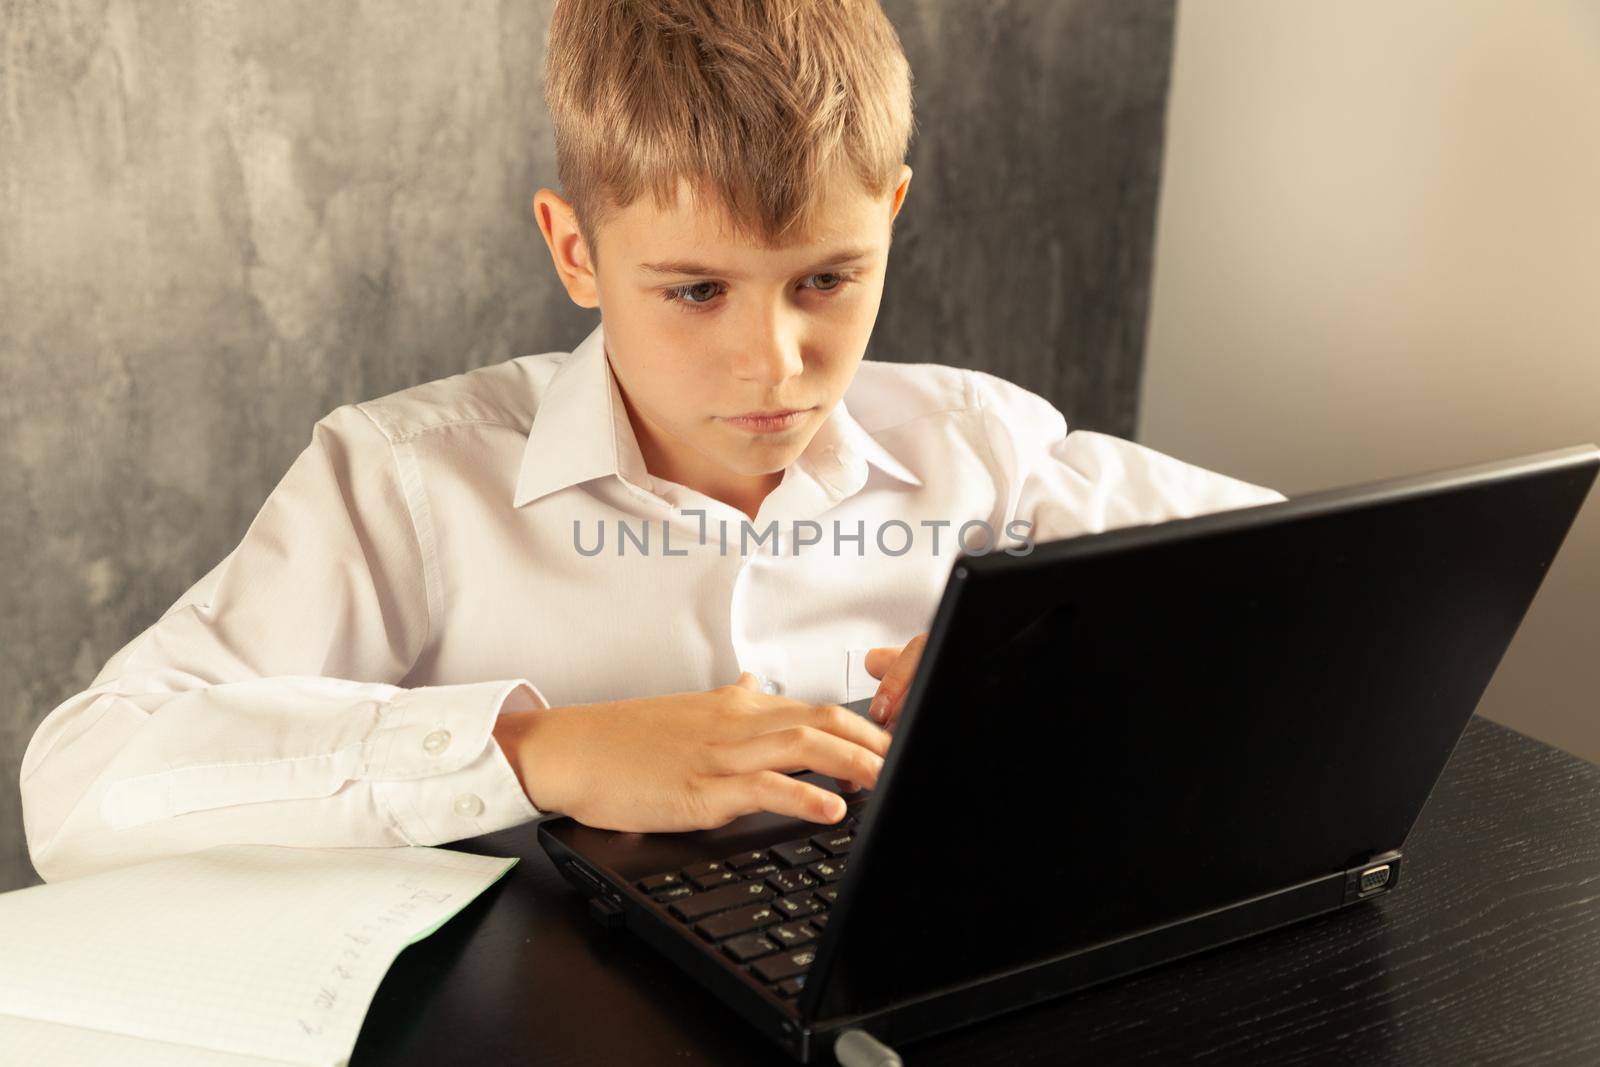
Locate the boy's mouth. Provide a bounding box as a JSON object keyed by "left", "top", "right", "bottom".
{"left": 719, "top": 407, "right": 815, "bottom": 433}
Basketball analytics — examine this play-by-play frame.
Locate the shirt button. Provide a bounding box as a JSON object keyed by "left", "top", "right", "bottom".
{"left": 759, "top": 677, "right": 781, "bottom": 695}
{"left": 422, "top": 729, "right": 451, "bottom": 755}
{"left": 453, "top": 793, "right": 484, "bottom": 817}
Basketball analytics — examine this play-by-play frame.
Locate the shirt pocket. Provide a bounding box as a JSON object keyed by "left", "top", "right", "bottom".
{"left": 843, "top": 646, "right": 880, "bottom": 706}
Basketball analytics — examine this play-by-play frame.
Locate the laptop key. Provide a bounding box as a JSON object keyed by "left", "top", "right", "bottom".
{"left": 815, "top": 886, "right": 839, "bottom": 906}
{"left": 688, "top": 868, "right": 741, "bottom": 891}
{"left": 772, "top": 892, "right": 822, "bottom": 918}
{"left": 767, "top": 922, "right": 818, "bottom": 948}
{"left": 638, "top": 872, "right": 683, "bottom": 893}
{"left": 765, "top": 869, "right": 819, "bottom": 895}
{"left": 770, "top": 840, "right": 823, "bottom": 867}
{"left": 669, "top": 881, "right": 773, "bottom": 922}
{"left": 723, "top": 850, "right": 769, "bottom": 871}
{"left": 694, "top": 903, "right": 780, "bottom": 941}
{"left": 809, "top": 831, "right": 853, "bottom": 856}
{"left": 752, "top": 948, "right": 817, "bottom": 984}
{"left": 683, "top": 860, "right": 725, "bottom": 876}
{"left": 810, "top": 913, "right": 829, "bottom": 930}
{"left": 774, "top": 976, "right": 806, "bottom": 997}
{"left": 744, "top": 862, "right": 782, "bottom": 878}
{"left": 684, "top": 859, "right": 736, "bottom": 878}
{"left": 652, "top": 884, "right": 694, "bottom": 903}
{"left": 806, "top": 857, "right": 847, "bottom": 883}
{"left": 722, "top": 934, "right": 781, "bottom": 963}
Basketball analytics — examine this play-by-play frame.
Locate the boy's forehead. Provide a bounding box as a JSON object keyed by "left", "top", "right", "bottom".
{"left": 608, "top": 173, "right": 889, "bottom": 272}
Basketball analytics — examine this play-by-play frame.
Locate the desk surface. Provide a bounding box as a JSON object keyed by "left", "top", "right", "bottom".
{"left": 349, "top": 716, "right": 1600, "bottom": 1065}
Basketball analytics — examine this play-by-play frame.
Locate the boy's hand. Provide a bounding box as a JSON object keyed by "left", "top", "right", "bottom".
{"left": 864, "top": 632, "right": 929, "bottom": 731}
{"left": 492, "top": 671, "right": 891, "bottom": 832}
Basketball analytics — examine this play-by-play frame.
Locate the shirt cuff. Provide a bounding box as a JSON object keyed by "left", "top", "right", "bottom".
{"left": 367, "top": 678, "right": 551, "bottom": 846}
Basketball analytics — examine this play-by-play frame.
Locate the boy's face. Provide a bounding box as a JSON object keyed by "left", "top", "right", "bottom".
{"left": 534, "top": 164, "right": 913, "bottom": 514}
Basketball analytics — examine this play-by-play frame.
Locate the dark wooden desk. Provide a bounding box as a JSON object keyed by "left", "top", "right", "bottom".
{"left": 350, "top": 716, "right": 1600, "bottom": 1065}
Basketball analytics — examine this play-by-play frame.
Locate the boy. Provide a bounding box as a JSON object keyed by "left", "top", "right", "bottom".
{"left": 19, "top": 0, "right": 1285, "bottom": 883}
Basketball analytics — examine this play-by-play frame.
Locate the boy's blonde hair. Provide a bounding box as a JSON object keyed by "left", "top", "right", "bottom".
{"left": 543, "top": 0, "right": 916, "bottom": 267}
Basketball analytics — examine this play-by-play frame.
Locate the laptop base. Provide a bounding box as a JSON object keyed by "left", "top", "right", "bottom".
{"left": 541, "top": 818, "right": 1400, "bottom": 1062}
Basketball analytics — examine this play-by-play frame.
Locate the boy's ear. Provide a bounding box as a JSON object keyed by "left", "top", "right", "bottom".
{"left": 533, "top": 188, "right": 599, "bottom": 309}
{"left": 890, "top": 164, "right": 913, "bottom": 222}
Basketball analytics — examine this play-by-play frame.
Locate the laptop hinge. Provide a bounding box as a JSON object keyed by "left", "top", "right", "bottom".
{"left": 1342, "top": 849, "right": 1403, "bottom": 904}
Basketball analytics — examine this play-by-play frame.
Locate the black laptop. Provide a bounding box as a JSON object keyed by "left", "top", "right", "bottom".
{"left": 539, "top": 442, "right": 1599, "bottom": 1063}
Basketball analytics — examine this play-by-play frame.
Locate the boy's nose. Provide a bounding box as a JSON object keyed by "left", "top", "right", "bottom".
{"left": 736, "top": 300, "right": 812, "bottom": 383}
{"left": 732, "top": 318, "right": 806, "bottom": 385}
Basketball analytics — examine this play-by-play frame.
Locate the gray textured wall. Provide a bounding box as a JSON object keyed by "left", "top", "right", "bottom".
{"left": 0, "top": 0, "right": 1176, "bottom": 891}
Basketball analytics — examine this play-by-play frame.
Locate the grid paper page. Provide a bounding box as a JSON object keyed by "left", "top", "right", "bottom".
{"left": 0, "top": 844, "right": 519, "bottom": 1067}
{"left": 0, "top": 1011, "right": 299, "bottom": 1066}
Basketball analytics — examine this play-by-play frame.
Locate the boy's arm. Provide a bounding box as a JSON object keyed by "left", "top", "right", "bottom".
{"left": 971, "top": 369, "right": 1288, "bottom": 546}
{"left": 18, "top": 404, "right": 546, "bottom": 884}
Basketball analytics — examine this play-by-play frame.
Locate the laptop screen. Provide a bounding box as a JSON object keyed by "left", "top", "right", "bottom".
{"left": 803, "top": 446, "right": 1597, "bottom": 1022}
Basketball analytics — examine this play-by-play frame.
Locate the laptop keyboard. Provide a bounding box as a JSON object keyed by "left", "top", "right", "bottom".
{"left": 633, "top": 802, "right": 865, "bottom": 999}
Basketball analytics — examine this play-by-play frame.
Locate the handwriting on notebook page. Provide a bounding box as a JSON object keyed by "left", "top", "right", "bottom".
{"left": 297, "top": 873, "right": 457, "bottom": 1038}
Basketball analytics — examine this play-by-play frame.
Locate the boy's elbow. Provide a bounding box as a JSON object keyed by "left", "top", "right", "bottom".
{"left": 22, "top": 773, "right": 171, "bottom": 884}
{"left": 21, "top": 757, "right": 100, "bottom": 884}
{"left": 20, "top": 776, "right": 89, "bottom": 884}
{"left": 23, "top": 822, "right": 78, "bottom": 885}
{"left": 18, "top": 690, "right": 141, "bottom": 883}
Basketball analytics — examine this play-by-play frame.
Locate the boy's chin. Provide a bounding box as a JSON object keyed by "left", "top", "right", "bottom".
{"left": 710, "top": 438, "right": 808, "bottom": 476}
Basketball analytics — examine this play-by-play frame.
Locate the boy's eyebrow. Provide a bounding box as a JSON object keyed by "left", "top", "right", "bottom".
{"left": 637, "top": 245, "right": 878, "bottom": 280}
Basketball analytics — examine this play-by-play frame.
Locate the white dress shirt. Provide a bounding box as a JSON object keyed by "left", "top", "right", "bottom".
{"left": 19, "top": 321, "right": 1287, "bottom": 882}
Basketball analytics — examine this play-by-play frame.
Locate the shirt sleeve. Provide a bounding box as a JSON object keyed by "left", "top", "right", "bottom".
{"left": 971, "top": 369, "right": 1289, "bottom": 546}
{"left": 18, "top": 403, "right": 551, "bottom": 884}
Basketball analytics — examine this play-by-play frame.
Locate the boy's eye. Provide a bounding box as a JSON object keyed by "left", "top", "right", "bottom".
{"left": 668, "top": 281, "right": 723, "bottom": 306}
{"left": 662, "top": 272, "right": 853, "bottom": 311}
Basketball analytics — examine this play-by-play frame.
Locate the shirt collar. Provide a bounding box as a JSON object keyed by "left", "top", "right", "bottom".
{"left": 512, "top": 321, "right": 922, "bottom": 508}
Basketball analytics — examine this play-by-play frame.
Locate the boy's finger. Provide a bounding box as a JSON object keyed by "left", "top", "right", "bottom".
{"left": 750, "top": 700, "right": 893, "bottom": 757}
{"left": 862, "top": 646, "right": 897, "bottom": 680}
{"left": 876, "top": 655, "right": 915, "bottom": 723}
{"left": 870, "top": 633, "right": 927, "bottom": 723}
{"left": 706, "top": 770, "right": 847, "bottom": 826}
{"left": 884, "top": 702, "right": 907, "bottom": 732}
{"left": 714, "top": 726, "right": 883, "bottom": 787}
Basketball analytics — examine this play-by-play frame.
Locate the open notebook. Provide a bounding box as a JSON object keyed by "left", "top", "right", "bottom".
{"left": 0, "top": 844, "right": 519, "bottom": 1066}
